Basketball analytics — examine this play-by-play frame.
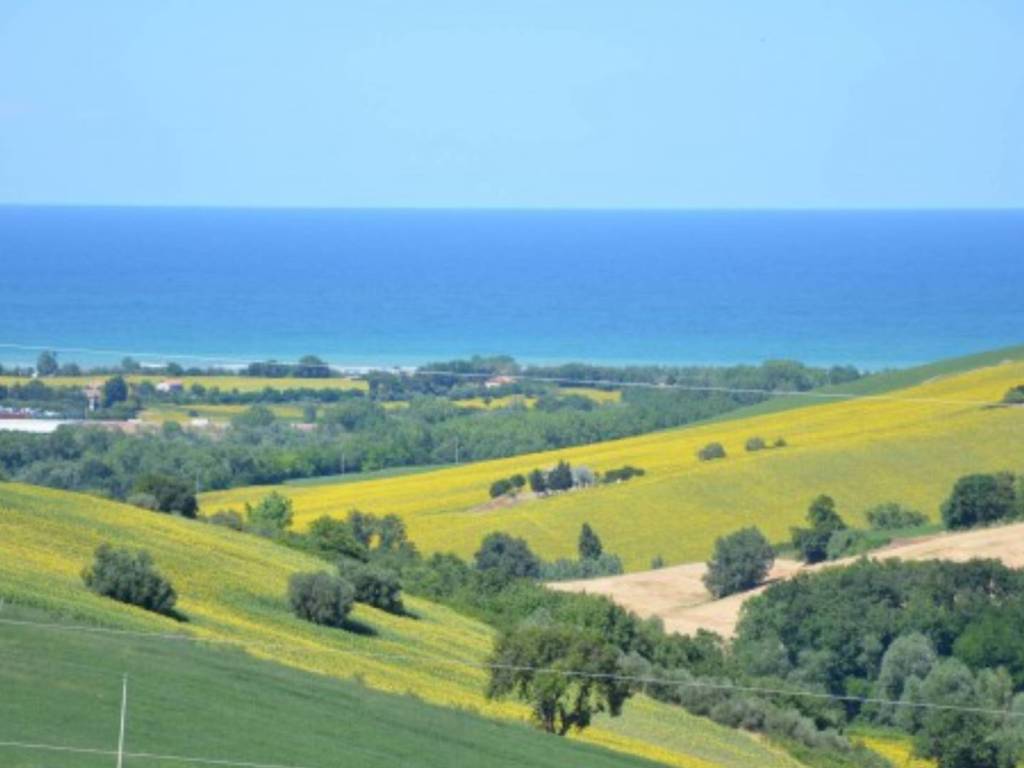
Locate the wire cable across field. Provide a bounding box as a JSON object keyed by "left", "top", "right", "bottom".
{"left": 1, "top": 616, "right": 1020, "bottom": 719}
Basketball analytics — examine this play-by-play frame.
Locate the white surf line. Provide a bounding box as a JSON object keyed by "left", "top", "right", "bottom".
{"left": 2, "top": 616, "right": 1021, "bottom": 719}
{"left": 2, "top": 341, "right": 1018, "bottom": 408}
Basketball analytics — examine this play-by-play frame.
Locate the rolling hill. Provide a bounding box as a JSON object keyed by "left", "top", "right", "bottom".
{"left": 202, "top": 352, "right": 1024, "bottom": 571}
{"left": 0, "top": 482, "right": 804, "bottom": 768}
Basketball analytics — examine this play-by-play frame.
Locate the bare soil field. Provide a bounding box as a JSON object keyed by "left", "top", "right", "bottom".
{"left": 550, "top": 522, "right": 1024, "bottom": 637}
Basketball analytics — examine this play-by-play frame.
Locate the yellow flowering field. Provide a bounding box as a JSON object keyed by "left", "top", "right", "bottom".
{"left": 139, "top": 402, "right": 307, "bottom": 424}
{"left": 203, "top": 361, "right": 1024, "bottom": 570}
{"left": 0, "top": 482, "right": 801, "bottom": 768}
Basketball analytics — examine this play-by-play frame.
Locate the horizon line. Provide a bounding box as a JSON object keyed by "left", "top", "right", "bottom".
{"left": 2, "top": 203, "right": 1024, "bottom": 214}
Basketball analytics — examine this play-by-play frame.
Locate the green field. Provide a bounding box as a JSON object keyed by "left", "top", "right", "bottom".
{"left": 0, "top": 605, "right": 665, "bottom": 768}
{"left": 0, "top": 483, "right": 805, "bottom": 768}
{"left": 203, "top": 352, "right": 1024, "bottom": 570}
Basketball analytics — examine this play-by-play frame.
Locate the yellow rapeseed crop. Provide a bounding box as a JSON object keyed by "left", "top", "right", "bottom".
{"left": 203, "top": 361, "right": 1024, "bottom": 571}
{"left": 0, "top": 483, "right": 801, "bottom": 768}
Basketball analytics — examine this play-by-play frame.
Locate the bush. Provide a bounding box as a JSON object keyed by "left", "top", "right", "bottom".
{"left": 528, "top": 468, "right": 547, "bottom": 494}
{"left": 245, "top": 491, "right": 294, "bottom": 534}
{"left": 306, "top": 515, "right": 369, "bottom": 561}
{"left": 547, "top": 461, "right": 574, "bottom": 491}
{"left": 541, "top": 554, "right": 624, "bottom": 581}
{"left": 825, "top": 528, "right": 868, "bottom": 560}
{"left": 865, "top": 502, "right": 928, "bottom": 530}
{"left": 1003, "top": 385, "right": 1024, "bottom": 404}
{"left": 697, "top": 442, "right": 726, "bottom": 461}
{"left": 339, "top": 562, "right": 404, "bottom": 613}
{"left": 602, "top": 465, "right": 645, "bottom": 483}
{"left": 578, "top": 523, "right": 603, "bottom": 560}
{"left": 703, "top": 527, "right": 775, "bottom": 598}
{"left": 474, "top": 532, "right": 541, "bottom": 580}
{"left": 207, "top": 509, "right": 244, "bottom": 530}
{"left": 81, "top": 544, "right": 178, "bottom": 616}
{"left": 773, "top": 437, "right": 787, "bottom": 448}
{"left": 132, "top": 473, "right": 197, "bottom": 517}
{"left": 791, "top": 495, "right": 847, "bottom": 564}
{"left": 287, "top": 571, "right": 354, "bottom": 627}
{"left": 745, "top": 436, "right": 767, "bottom": 452}
{"left": 650, "top": 554, "right": 665, "bottom": 569}
{"left": 941, "top": 473, "right": 1017, "bottom": 530}
{"left": 489, "top": 478, "right": 515, "bottom": 498}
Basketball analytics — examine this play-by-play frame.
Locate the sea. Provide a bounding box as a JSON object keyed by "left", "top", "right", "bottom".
{"left": 1, "top": 207, "right": 1022, "bottom": 371}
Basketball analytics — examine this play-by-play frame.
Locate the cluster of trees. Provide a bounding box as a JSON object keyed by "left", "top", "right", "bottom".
{"left": 490, "top": 463, "right": 645, "bottom": 499}
{"left": 540, "top": 523, "right": 624, "bottom": 581}
{"left": 735, "top": 558, "right": 1024, "bottom": 767}
{"left": 941, "top": 472, "right": 1022, "bottom": 529}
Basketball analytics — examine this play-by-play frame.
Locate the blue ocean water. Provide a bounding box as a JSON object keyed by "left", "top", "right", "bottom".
{"left": 0, "top": 207, "right": 1021, "bottom": 370}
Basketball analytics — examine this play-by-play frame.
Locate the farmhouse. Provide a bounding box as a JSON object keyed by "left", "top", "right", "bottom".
{"left": 484, "top": 375, "right": 516, "bottom": 389}
{"left": 156, "top": 379, "right": 184, "bottom": 393}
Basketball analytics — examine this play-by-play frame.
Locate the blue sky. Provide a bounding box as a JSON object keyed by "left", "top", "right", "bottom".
{"left": 1, "top": 1, "right": 1022, "bottom": 208}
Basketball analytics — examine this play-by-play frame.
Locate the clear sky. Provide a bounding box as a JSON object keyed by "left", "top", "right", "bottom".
{"left": 1, "top": 1, "right": 1022, "bottom": 208}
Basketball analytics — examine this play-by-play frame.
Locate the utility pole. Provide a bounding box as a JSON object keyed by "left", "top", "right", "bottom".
{"left": 116, "top": 674, "right": 128, "bottom": 768}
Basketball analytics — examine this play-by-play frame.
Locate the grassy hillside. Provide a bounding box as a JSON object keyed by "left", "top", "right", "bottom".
{"left": 0, "top": 483, "right": 803, "bottom": 768}
{"left": 0, "top": 605, "right": 666, "bottom": 768}
{"left": 203, "top": 357, "right": 1024, "bottom": 570}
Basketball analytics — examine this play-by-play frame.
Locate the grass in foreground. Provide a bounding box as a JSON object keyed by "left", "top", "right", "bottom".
{"left": 0, "top": 483, "right": 803, "bottom": 768}
{"left": 0, "top": 605, "right": 665, "bottom": 768}
{"left": 202, "top": 356, "right": 1024, "bottom": 570}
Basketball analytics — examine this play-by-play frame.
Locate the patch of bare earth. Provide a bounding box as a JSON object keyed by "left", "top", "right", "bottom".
{"left": 550, "top": 522, "right": 1024, "bottom": 638}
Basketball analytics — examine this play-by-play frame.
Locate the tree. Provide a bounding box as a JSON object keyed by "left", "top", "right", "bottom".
{"left": 528, "top": 469, "right": 548, "bottom": 494}
{"left": 132, "top": 473, "right": 197, "bottom": 517}
{"left": 547, "top": 461, "right": 573, "bottom": 491}
{"left": 82, "top": 544, "right": 177, "bottom": 617}
{"left": 490, "top": 478, "right": 514, "bottom": 498}
{"left": 36, "top": 350, "right": 58, "bottom": 376}
{"left": 870, "top": 633, "right": 937, "bottom": 726}
{"left": 745, "top": 436, "right": 766, "bottom": 452}
{"left": 941, "top": 473, "right": 1017, "bottom": 530}
{"left": 245, "top": 491, "right": 294, "bottom": 534}
{"left": 287, "top": 571, "right": 354, "bottom": 627}
{"left": 577, "top": 523, "right": 603, "bottom": 560}
{"left": 102, "top": 375, "right": 129, "bottom": 407}
{"left": 295, "top": 354, "right": 331, "bottom": 378}
{"left": 307, "top": 515, "right": 368, "bottom": 561}
{"left": 703, "top": 527, "right": 775, "bottom": 598}
{"left": 697, "top": 442, "right": 726, "bottom": 461}
{"left": 791, "top": 494, "right": 846, "bottom": 564}
{"left": 339, "top": 562, "right": 404, "bottom": 613}
{"left": 486, "top": 625, "right": 631, "bottom": 735}
{"left": 474, "top": 532, "right": 541, "bottom": 580}
{"left": 911, "top": 659, "right": 1013, "bottom": 768}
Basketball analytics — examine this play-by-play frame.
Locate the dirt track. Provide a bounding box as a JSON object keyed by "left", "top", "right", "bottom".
{"left": 550, "top": 522, "right": 1024, "bottom": 637}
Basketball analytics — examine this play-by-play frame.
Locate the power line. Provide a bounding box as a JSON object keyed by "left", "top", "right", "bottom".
{"left": 2, "top": 616, "right": 1021, "bottom": 719}
{"left": 0, "top": 739, "right": 330, "bottom": 768}
{"left": 2, "top": 341, "right": 1019, "bottom": 408}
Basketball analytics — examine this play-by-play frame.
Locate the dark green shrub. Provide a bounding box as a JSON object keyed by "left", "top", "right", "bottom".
{"left": 287, "top": 571, "right": 354, "bottom": 627}
{"left": 245, "top": 491, "right": 294, "bottom": 534}
{"left": 941, "top": 473, "right": 1016, "bottom": 530}
{"left": 474, "top": 532, "right": 541, "bottom": 580}
{"left": 339, "top": 562, "right": 404, "bottom": 613}
{"left": 132, "top": 473, "right": 197, "bottom": 518}
{"left": 1003, "top": 385, "right": 1024, "bottom": 404}
{"left": 207, "top": 509, "right": 244, "bottom": 531}
{"left": 546, "top": 461, "right": 574, "bottom": 491}
{"left": 306, "top": 515, "right": 368, "bottom": 561}
{"left": 865, "top": 502, "right": 928, "bottom": 530}
{"left": 81, "top": 544, "right": 178, "bottom": 616}
{"left": 791, "top": 495, "right": 847, "bottom": 563}
{"left": 745, "top": 436, "right": 767, "bottom": 452}
{"left": 577, "top": 523, "right": 603, "bottom": 560}
{"left": 703, "top": 527, "right": 775, "bottom": 598}
{"left": 489, "top": 478, "right": 515, "bottom": 498}
{"left": 602, "top": 465, "right": 645, "bottom": 483}
{"left": 528, "top": 468, "right": 547, "bottom": 493}
{"left": 697, "top": 442, "right": 726, "bottom": 461}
